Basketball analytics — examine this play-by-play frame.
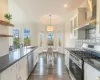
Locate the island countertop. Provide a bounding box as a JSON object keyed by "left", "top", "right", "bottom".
{"left": 0, "top": 46, "right": 37, "bottom": 73}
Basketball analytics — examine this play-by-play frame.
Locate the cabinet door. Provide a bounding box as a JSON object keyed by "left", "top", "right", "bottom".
{"left": 66, "top": 51, "right": 70, "bottom": 69}
{"left": 34, "top": 49, "right": 38, "bottom": 66}
{"left": 1, "top": 64, "right": 16, "bottom": 80}
{"left": 70, "top": 20, "right": 74, "bottom": 33}
{"left": 84, "top": 62, "right": 100, "bottom": 80}
{"left": 32, "top": 51, "right": 34, "bottom": 67}
{"left": 74, "top": 16, "right": 78, "bottom": 29}
{"left": 64, "top": 50, "right": 70, "bottom": 69}
{"left": 18, "top": 56, "right": 28, "bottom": 80}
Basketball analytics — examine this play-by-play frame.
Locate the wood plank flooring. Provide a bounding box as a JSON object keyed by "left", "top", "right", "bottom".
{"left": 28, "top": 53, "right": 71, "bottom": 80}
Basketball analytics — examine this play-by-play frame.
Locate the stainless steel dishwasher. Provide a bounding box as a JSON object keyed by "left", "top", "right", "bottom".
{"left": 27, "top": 52, "right": 33, "bottom": 75}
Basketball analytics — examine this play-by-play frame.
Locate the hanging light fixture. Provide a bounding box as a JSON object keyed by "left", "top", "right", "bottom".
{"left": 47, "top": 15, "right": 54, "bottom": 31}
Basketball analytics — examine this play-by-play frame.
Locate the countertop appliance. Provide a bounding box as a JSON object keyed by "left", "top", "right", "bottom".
{"left": 69, "top": 43, "right": 100, "bottom": 80}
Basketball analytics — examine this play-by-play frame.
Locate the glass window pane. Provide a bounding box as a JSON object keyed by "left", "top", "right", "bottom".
{"left": 40, "top": 33, "right": 43, "bottom": 46}
{"left": 13, "top": 29, "right": 20, "bottom": 49}
{"left": 24, "top": 28, "right": 31, "bottom": 46}
{"left": 58, "top": 32, "right": 62, "bottom": 46}
{"left": 47, "top": 33, "right": 54, "bottom": 46}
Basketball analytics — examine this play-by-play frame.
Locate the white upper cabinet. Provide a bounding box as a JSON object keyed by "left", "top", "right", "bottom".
{"left": 70, "top": 8, "right": 87, "bottom": 38}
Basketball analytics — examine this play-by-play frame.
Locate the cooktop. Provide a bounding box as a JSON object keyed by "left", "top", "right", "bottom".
{"left": 70, "top": 50, "right": 99, "bottom": 59}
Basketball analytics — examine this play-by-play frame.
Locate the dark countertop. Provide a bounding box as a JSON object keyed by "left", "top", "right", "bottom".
{"left": 65, "top": 48, "right": 82, "bottom": 51}
{"left": 0, "top": 46, "right": 37, "bottom": 73}
{"left": 65, "top": 48, "right": 100, "bottom": 71}
{"left": 84, "top": 59, "right": 100, "bottom": 71}
{"left": 65, "top": 48, "right": 75, "bottom": 52}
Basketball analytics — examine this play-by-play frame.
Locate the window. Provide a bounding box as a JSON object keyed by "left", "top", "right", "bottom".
{"left": 13, "top": 29, "right": 20, "bottom": 49}
{"left": 40, "top": 33, "right": 43, "bottom": 46}
{"left": 47, "top": 33, "right": 54, "bottom": 46}
{"left": 57, "top": 32, "right": 62, "bottom": 46}
{"left": 24, "top": 28, "right": 31, "bottom": 46}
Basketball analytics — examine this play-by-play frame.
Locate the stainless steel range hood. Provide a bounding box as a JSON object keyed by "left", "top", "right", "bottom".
{"left": 79, "top": 0, "right": 97, "bottom": 30}
{"left": 87, "top": 0, "right": 96, "bottom": 24}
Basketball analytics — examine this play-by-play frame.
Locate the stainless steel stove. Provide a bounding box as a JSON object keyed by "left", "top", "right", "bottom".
{"left": 69, "top": 43, "right": 100, "bottom": 80}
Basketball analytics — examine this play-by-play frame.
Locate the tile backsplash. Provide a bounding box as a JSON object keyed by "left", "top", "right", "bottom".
{"left": 76, "top": 39, "right": 100, "bottom": 49}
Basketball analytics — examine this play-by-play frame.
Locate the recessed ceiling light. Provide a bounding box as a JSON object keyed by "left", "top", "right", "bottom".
{"left": 64, "top": 4, "right": 67, "bottom": 8}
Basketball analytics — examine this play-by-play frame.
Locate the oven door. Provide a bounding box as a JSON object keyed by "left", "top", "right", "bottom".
{"left": 69, "top": 58, "right": 82, "bottom": 80}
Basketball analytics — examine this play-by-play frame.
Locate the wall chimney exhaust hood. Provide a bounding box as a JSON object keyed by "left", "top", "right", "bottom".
{"left": 78, "top": 0, "right": 97, "bottom": 30}
{"left": 87, "top": 0, "right": 96, "bottom": 24}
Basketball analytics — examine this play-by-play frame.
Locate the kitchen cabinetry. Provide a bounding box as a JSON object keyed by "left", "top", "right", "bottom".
{"left": 17, "top": 56, "right": 28, "bottom": 80}
{"left": 27, "top": 52, "right": 33, "bottom": 75}
{"left": 70, "top": 16, "right": 77, "bottom": 38}
{"left": 84, "top": 62, "right": 100, "bottom": 80}
{"left": 0, "top": 56, "right": 28, "bottom": 80}
{"left": 33, "top": 48, "right": 39, "bottom": 66}
{"left": 74, "top": 16, "right": 78, "bottom": 29}
{"left": 64, "top": 49, "right": 70, "bottom": 70}
{"left": 78, "top": 8, "right": 87, "bottom": 27}
{"left": 0, "top": 63, "right": 17, "bottom": 80}
{"left": 70, "top": 8, "right": 87, "bottom": 39}
{"left": 70, "top": 19, "right": 74, "bottom": 34}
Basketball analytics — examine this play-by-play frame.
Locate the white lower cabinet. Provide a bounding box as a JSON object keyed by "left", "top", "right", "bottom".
{"left": 64, "top": 49, "right": 70, "bottom": 70}
{"left": 84, "top": 62, "right": 100, "bottom": 80}
{"left": 17, "top": 56, "right": 28, "bottom": 80}
{"left": 0, "top": 63, "right": 17, "bottom": 80}
{"left": 0, "top": 56, "right": 28, "bottom": 80}
{"left": 34, "top": 49, "right": 38, "bottom": 67}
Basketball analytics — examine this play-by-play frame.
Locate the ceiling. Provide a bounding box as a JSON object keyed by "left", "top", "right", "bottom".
{"left": 40, "top": 15, "right": 63, "bottom": 25}
{"left": 14, "top": 0, "right": 85, "bottom": 25}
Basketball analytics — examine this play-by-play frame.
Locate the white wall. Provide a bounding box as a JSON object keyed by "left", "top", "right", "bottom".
{"left": 0, "top": 0, "right": 9, "bottom": 57}
{"left": 0, "top": 0, "right": 8, "bottom": 20}
{"left": 0, "top": 0, "right": 39, "bottom": 57}
{"left": 8, "top": 0, "right": 38, "bottom": 46}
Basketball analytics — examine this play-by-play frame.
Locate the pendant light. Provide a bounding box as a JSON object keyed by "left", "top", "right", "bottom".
{"left": 47, "top": 15, "right": 54, "bottom": 31}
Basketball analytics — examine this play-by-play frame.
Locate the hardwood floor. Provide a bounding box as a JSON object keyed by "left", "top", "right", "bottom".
{"left": 28, "top": 53, "right": 71, "bottom": 80}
